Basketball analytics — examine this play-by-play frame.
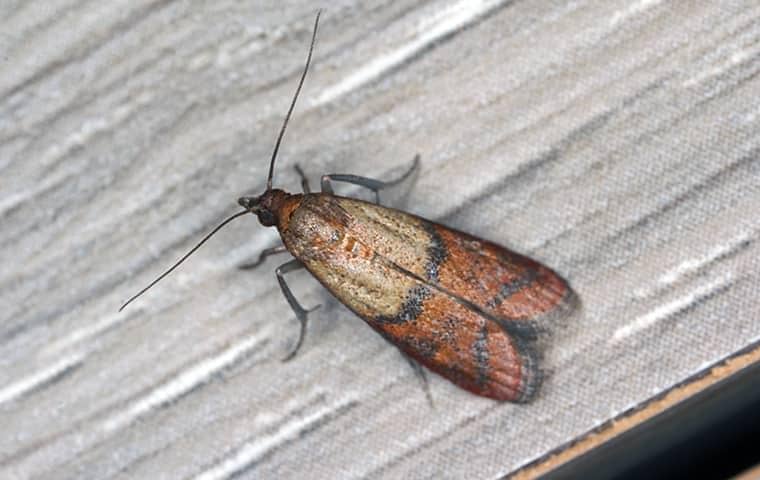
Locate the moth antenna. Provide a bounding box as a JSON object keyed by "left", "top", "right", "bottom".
{"left": 266, "top": 10, "right": 321, "bottom": 191}
{"left": 119, "top": 210, "right": 249, "bottom": 312}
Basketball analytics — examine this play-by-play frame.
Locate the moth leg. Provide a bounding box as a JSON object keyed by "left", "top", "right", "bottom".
{"left": 276, "top": 259, "right": 321, "bottom": 361}
{"left": 321, "top": 154, "right": 420, "bottom": 204}
{"left": 294, "top": 163, "right": 311, "bottom": 194}
{"left": 379, "top": 335, "right": 434, "bottom": 407}
{"left": 403, "top": 354, "right": 434, "bottom": 408}
{"left": 239, "top": 245, "right": 288, "bottom": 270}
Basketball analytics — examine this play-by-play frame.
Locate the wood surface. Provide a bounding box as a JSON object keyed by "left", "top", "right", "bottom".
{"left": 2, "top": 1, "right": 759, "bottom": 479}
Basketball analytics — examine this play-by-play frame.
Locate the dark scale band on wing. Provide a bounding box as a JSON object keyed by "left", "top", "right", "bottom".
{"left": 514, "top": 341, "right": 542, "bottom": 403}
{"left": 486, "top": 268, "right": 538, "bottom": 309}
{"left": 472, "top": 323, "right": 490, "bottom": 387}
{"left": 422, "top": 223, "right": 447, "bottom": 283}
{"left": 375, "top": 284, "right": 431, "bottom": 325}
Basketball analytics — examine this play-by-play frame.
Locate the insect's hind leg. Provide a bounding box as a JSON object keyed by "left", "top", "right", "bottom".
{"left": 379, "top": 334, "right": 434, "bottom": 406}
{"left": 276, "top": 259, "right": 321, "bottom": 361}
{"left": 239, "top": 245, "right": 288, "bottom": 270}
{"left": 321, "top": 154, "right": 420, "bottom": 204}
{"left": 403, "top": 354, "right": 434, "bottom": 407}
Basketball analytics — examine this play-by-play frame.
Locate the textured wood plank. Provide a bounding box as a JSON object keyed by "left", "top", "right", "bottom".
{"left": 2, "top": 1, "right": 759, "bottom": 479}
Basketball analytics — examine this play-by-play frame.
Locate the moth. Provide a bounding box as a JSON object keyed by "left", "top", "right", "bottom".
{"left": 122, "top": 11, "right": 577, "bottom": 402}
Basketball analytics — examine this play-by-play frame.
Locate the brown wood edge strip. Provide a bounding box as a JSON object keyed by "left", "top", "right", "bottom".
{"left": 733, "top": 461, "right": 760, "bottom": 480}
{"left": 507, "top": 338, "right": 760, "bottom": 480}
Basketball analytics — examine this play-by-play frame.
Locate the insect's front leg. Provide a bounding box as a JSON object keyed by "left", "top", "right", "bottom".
{"left": 239, "top": 245, "right": 288, "bottom": 270}
{"left": 320, "top": 154, "right": 420, "bottom": 204}
{"left": 276, "top": 259, "right": 321, "bottom": 361}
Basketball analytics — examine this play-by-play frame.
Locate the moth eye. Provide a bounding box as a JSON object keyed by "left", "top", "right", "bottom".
{"left": 258, "top": 210, "right": 276, "bottom": 226}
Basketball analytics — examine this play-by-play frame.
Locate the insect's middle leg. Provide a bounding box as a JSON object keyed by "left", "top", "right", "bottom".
{"left": 321, "top": 154, "right": 420, "bottom": 204}
{"left": 239, "top": 245, "right": 288, "bottom": 270}
{"left": 276, "top": 259, "right": 321, "bottom": 361}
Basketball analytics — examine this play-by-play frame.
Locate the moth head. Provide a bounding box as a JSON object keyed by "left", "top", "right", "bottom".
{"left": 238, "top": 189, "right": 283, "bottom": 227}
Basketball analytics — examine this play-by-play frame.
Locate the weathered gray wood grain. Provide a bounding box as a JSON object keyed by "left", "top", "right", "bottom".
{"left": 2, "top": 1, "right": 759, "bottom": 479}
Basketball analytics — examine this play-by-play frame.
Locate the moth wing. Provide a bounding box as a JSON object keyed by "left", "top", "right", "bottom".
{"left": 285, "top": 195, "right": 574, "bottom": 401}
{"left": 424, "top": 221, "right": 577, "bottom": 337}
{"left": 323, "top": 196, "right": 576, "bottom": 332}
{"left": 369, "top": 274, "right": 541, "bottom": 402}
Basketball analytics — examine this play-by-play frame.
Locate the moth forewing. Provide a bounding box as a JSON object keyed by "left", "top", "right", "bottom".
{"left": 279, "top": 194, "right": 573, "bottom": 402}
